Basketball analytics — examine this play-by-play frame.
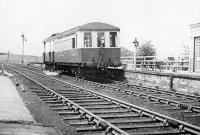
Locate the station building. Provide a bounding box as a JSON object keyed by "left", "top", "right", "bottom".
{"left": 190, "top": 23, "right": 200, "bottom": 72}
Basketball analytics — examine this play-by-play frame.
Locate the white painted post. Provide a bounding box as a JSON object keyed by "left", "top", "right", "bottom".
{"left": 134, "top": 46, "right": 137, "bottom": 70}
{"left": 133, "top": 38, "right": 139, "bottom": 70}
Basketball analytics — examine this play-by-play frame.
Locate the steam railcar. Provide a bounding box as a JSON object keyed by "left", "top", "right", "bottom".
{"left": 43, "top": 22, "right": 124, "bottom": 80}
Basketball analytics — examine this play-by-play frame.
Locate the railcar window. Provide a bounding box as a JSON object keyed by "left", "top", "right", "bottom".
{"left": 84, "top": 32, "right": 92, "bottom": 47}
{"left": 110, "top": 32, "right": 117, "bottom": 47}
{"left": 97, "top": 32, "right": 105, "bottom": 47}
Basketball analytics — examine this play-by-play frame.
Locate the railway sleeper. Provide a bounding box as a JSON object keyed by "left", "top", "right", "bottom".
{"left": 68, "top": 97, "right": 98, "bottom": 100}
{"left": 62, "top": 95, "right": 93, "bottom": 98}
{"left": 70, "top": 121, "right": 95, "bottom": 127}
{"left": 114, "top": 121, "right": 163, "bottom": 128}
{"left": 48, "top": 103, "right": 66, "bottom": 107}
{"left": 42, "top": 97, "right": 58, "bottom": 101}
{"left": 83, "top": 105, "right": 121, "bottom": 109}
{"left": 58, "top": 111, "right": 80, "bottom": 116}
{"left": 126, "top": 130, "right": 187, "bottom": 135}
{"left": 56, "top": 92, "right": 82, "bottom": 96}
{"left": 78, "top": 102, "right": 113, "bottom": 106}
{"left": 45, "top": 100, "right": 63, "bottom": 104}
{"left": 77, "top": 101, "right": 110, "bottom": 105}
{"left": 89, "top": 108, "right": 127, "bottom": 113}
{"left": 110, "top": 119, "right": 157, "bottom": 125}
{"left": 118, "top": 123, "right": 169, "bottom": 130}
{"left": 99, "top": 114, "right": 141, "bottom": 119}
{"left": 72, "top": 99, "right": 103, "bottom": 103}
{"left": 56, "top": 91, "right": 80, "bottom": 94}
{"left": 93, "top": 111, "right": 138, "bottom": 116}
{"left": 54, "top": 88, "right": 75, "bottom": 91}
{"left": 192, "top": 107, "right": 200, "bottom": 113}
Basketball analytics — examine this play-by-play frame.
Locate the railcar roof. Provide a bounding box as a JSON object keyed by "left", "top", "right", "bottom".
{"left": 79, "top": 22, "right": 120, "bottom": 31}
{"left": 43, "top": 22, "right": 120, "bottom": 43}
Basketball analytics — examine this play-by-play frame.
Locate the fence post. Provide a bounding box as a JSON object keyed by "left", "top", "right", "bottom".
{"left": 1, "top": 62, "right": 4, "bottom": 74}
{"left": 169, "top": 76, "right": 173, "bottom": 90}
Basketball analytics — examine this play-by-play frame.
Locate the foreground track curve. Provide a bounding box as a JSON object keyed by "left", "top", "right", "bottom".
{"left": 5, "top": 64, "right": 200, "bottom": 135}
{"left": 67, "top": 76, "right": 200, "bottom": 116}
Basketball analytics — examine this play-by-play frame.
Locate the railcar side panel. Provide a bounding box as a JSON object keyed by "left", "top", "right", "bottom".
{"left": 52, "top": 48, "right": 121, "bottom": 67}
{"left": 54, "top": 49, "right": 82, "bottom": 64}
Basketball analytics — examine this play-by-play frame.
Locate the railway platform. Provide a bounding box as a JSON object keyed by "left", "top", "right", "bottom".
{"left": 0, "top": 71, "right": 58, "bottom": 135}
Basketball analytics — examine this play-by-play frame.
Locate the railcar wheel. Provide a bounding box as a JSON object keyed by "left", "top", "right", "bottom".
{"left": 45, "top": 65, "right": 48, "bottom": 70}
{"left": 75, "top": 68, "right": 84, "bottom": 79}
{"left": 52, "top": 64, "right": 56, "bottom": 71}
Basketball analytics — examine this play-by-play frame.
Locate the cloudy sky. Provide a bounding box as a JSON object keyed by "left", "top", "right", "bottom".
{"left": 0, "top": 0, "right": 200, "bottom": 58}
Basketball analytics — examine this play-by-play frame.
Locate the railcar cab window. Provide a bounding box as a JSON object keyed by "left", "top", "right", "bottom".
{"left": 97, "top": 32, "right": 105, "bottom": 47}
{"left": 110, "top": 32, "right": 117, "bottom": 47}
{"left": 84, "top": 32, "right": 92, "bottom": 47}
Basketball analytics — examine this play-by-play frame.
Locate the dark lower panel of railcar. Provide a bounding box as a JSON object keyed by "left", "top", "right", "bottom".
{"left": 78, "top": 67, "right": 125, "bottom": 82}
{"left": 44, "top": 62, "right": 125, "bottom": 82}
{"left": 46, "top": 48, "right": 122, "bottom": 67}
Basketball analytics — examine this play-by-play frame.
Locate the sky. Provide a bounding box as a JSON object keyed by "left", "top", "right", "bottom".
{"left": 0, "top": 0, "right": 200, "bottom": 58}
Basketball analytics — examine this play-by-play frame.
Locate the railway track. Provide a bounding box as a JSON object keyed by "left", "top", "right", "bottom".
{"left": 63, "top": 75, "right": 200, "bottom": 114}
{"left": 13, "top": 64, "right": 44, "bottom": 72}
{"left": 108, "top": 81, "right": 200, "bottom": 114}
{"left": 10, "top": 64, "right": 200, "bottom": 124}
{"left": 5, "top": 64, "right": 200, "bottom": 135}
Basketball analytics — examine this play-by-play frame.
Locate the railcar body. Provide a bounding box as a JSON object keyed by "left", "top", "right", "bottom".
{"left": 43, "top": 22, "right": 124, "bottom": 80}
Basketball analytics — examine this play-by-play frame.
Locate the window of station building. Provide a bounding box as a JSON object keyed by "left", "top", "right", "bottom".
{"left": 97, "top": 32, "right": 105, "bottom": 47}
{"left": 195, "top": 37, "right": 200, "bottom": 57}
{"left": 110, "top": 32, "right": 117, "bottom": 47}
{"left": 84, "top": 32, "right": 92, "bottom": 47}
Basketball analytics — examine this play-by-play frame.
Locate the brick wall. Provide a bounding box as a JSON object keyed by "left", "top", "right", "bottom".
{"left": 125, "top": 70, "right": 200, "bottom": 95}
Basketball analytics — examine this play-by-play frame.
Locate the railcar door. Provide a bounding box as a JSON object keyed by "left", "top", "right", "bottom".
{"left": 72, "top": 38, "right": 75, "bottom": 49}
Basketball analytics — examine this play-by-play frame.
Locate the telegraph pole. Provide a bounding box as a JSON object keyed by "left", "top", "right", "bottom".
{"left": 21, "top": 33, "right": 26, "bottom": 64}
{"left": 7, "top": 50, "right": 10, "bottom": 62}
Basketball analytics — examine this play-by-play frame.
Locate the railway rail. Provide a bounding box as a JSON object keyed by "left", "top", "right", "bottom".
{"left": 5, "top": 64, "right": 200, "bottom": 135}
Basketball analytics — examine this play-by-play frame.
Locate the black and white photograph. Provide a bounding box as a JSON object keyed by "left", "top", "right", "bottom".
{"left": 0, "top": 0, "right": 200, "bottom": 134}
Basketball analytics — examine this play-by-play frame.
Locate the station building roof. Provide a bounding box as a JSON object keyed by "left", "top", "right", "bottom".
{"left": 43, "top": 22, "right": 120, "bottom": 43}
